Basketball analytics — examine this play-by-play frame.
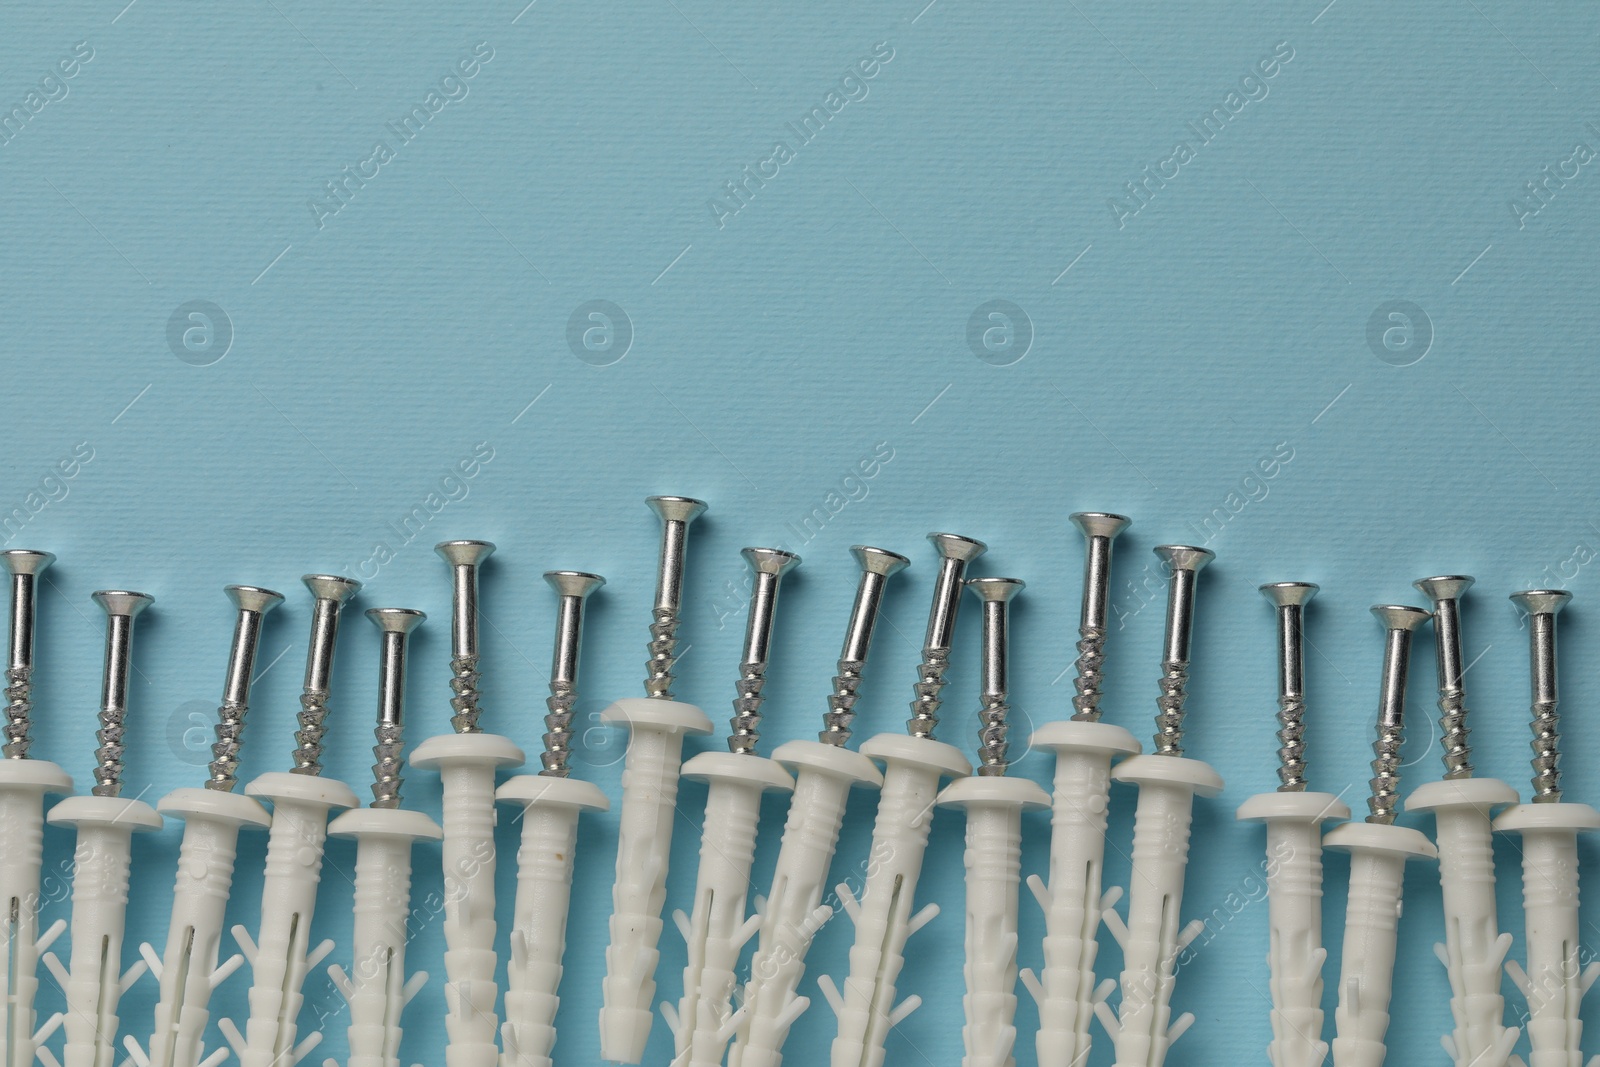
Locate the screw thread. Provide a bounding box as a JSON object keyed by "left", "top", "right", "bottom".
{"left": 1152, "top": 659, "right": 1189, "bottom": 756}
{"left": 1070, "top": 624, "right": 1108, "bottom": 722}
{"left": 3, "top": 666, "right": 31, "bottom": 759}
{"left": 907, "top": 646, "right": 950, "bottom": 739}
{"left": 206, "top": 699, "right": 248, "bottom": 792}
{"left": 541, "top": 680, "right": 576, "bottom": 777}
{"left": 1530, "top": 697, "right": 1560, "bottom": 800}
{"left": 977, "top": 693, "right": 1009, "bottom": 774}
{"left": 1276, "top": 693, "right": 1307, "bottom": 791}
{"left": 1368, "top": 722, "right": 1404, "bottom": 823}
{"left": 1438, "top": 684, "right": 1473, "bottom": 779}
{"left": 728, "top": 662, "right": 767, "bottom": 754}
{"left": 448, "top": 653, "right": 483, "bottom": 733}
{"left": 645, "top": 609, "right": 680, "bottom": 700}
{"left": 292, "top": 687, "right": 330, "bottom": 774}
{"left": 819, "top": 658, "right": 864, "bottom": 746}
{"left": 92, "top": 706, "right": 126, "bottom": 797}
{"left": 372, "top": 719, "right": 404, "bottom": 808}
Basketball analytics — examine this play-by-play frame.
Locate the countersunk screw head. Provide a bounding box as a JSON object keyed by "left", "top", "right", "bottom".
{"left": 302, "top": 574, "right": 361, "bottom": 605}
{"left": 928, "top": 532, "right": 988, "bottom": 564}
{"left": 1069, "top": 512, "right": 1132, "bottom": 542}
{"left": 852, "top": 545, "right": 910, "bottom": 578}
{"left": 1512, "top": 589, "right": 1571, "bottom": 617}
{"left": 1259, "top": 581, "right": 1319, "bottom": 607}
{"left": 367, "top": 607, "right": 426, "bottom": 635}
{"left": 92, "top": 591, "right": 154, "bottom": 618}
{"left": 646, "top": 495, "right": 709, "bottom": 526}
{"left": 0, "top": 550, "right": 55, "bottom": 577}
{"left": 435, "top": 540, "right": 496, "bottom": 569}
{"left": 968, "top": 576, "right": 1026, "bottom": 602}
{"left": 742, "top": 547, "right": 801, "bottom": 577}
{"left": 1413, "top": 575, "right": 1474, "bottom": 603}
{"left": 1154, "top": 544, "right": 1215, "bottom": 574}
{"left": 545, "top": 570, "right": 606, "bottom": 600}
{"left": 1372, "top": 604, "right": 1432, "bottom": 632}
{"left": 226, "top": 585, "right": 286, "bottom": 615}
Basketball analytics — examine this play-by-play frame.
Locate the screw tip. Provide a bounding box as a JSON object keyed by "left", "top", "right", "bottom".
{"left": 851, "top": 545, "right": 910, "bottom": 577}
{"left": 1260, "top": 581, "right": 1319, "bottom": 607}
{"left": 1511, "top": 588, "right": 1572, "bottom": 615}
{"left": 302, "top": 574, "right": 361, "bottom": 603}
{"left": 743, "top": 547, "right": 801, "bottom": 576}
{"left": 366, "top": 607, "right": 425, "bottom": 634}
{"left": 646, "top": 495, "right": 708, "bottom": 525}
{"left": 225, "top": 585, "right": 285, "bottom": 614}
{"left": 0, "top": 550, "right": 55, "bottom": 577}
{"left": 434, "top": 540, "right": 496, "bottom": 567}
{"left": 928, "top": 532, "right": 987, "bottom": 562}
{"left": 1070, "top": 512, "right": 1132, "bottom": 541}
{"left": 1154, "top": 544, "right": 1215, "bottom": 572}
{"left": 1413, "top": 575, "right": 1474, "bottom": 603}
{"left": 544, "top": 570, "right": 606, "bottom": 598}
{"left": 91, "top": 590, "right": 154, "bottom": 617}
{"left": 1371, "top": 604, "right": 1432, "bottom": 631}
{"left": 967, "top": 576, "right": 1025, "bottom": 602}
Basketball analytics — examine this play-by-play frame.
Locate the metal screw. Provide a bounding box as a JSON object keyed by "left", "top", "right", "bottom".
{"left": 968, "top": 577, "right": 1024, "bottom": 775}
{"left": 0, "top": 550, "right": 53, "bottom": 760}
{"left": 1150, "top": 545, "right": 1214, "bottom": 757}
{"left": 436, "top": 541, "right": 495, "bottom": 734}
{"left": 367, "top": 608, "right": 425, "bottom": 809}
{"left": 819, "top": 546, "right": 909, "bottom": 746}
{"left": 1069, "top": 513, "right": 1130, "bottom": 722}
{"left": 907, "top": 532, "right": 987, "bottom": 739}
{"left": 207, "top": 585, "right": 286, "bottom": 792}
{"left": 1413, "top": 575, "right": 1476, "bottom": 780}
{"left": 541, "top": 571, "right": 605, "bottom": 777}
{"left": 90, "top": 590, "right": 154, "bottom": 798}
{"left": 292, "top": 575, "right": 361, "bottom": 775}
{"left": 1511, "top": 589, "right": 1571, "bottom": 802}
{"left": 1260, "top": 582, "right": 1318, "bottom": 791}
{"left": 644, "top": 496, "right": 708, "bottom": 701}
{"left": 728, "top": 548, "right": 801, "bottom": 755}
{"left": 1365, "top": 605, "right": 1432, "bottom": 824}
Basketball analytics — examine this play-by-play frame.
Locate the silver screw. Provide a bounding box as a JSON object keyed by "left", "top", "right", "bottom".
{"left": 367, "top": 608, "right": 425, "bottom": 809}
{"left": 207, "top": 585, "right": 286, "bottom": 792}
{"left": 968, "top": 577, "right": 1024, "bottom": 775}
{"left": 90, "top": 590, "right": 154, "bottom": 798}
{"left": 1069, "top": 513, "right": 1130, "bottom": 722}
{"left": 1260, "top": 582, "right": 1318, "bottom": 791}
{"left": 0, "top": 550, "right": 53, "bottom": 760}
{"left": 819, "top": 546, "right": 909, "bottom": 746}
{"left": 644, "top": 496, "right": 708, "bottom": 701}
{"left": 1413, "top": 575, "right": 1476, "bottom": 780}
{"left": 1511, "top": 589, "right": 1571, "bottom": 802}
{"left": 541, "top": 571, "right": 605, "bottom": 777}
{"left": 292, "top": 575, "right": 361, "bottom": 775}
{"left": 907, "top": 533, "right": 987, "bottom": 739}
{"left": 1150, "top": 545, "right": 1215, "bottom": 757}
{"left": 728, "top": 548, "right": 801, "bottom": 755}
{"left": 1365, "top": 605, "right": 1432, "bottom": 824}
{"left": 436, "top": 541, "right": 495, "bottom": 734}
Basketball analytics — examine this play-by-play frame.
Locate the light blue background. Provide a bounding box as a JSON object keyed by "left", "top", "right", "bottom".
{"left": 3, "top": 0, "right": 1599, "bottom": 1064}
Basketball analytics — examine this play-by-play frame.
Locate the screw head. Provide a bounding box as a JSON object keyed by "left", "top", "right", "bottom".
{"left": 851, "top": 545, "right": 910, "bottom": 577}
{"left": 743, "top": 547, "right": 801, "bottom": 576}
{"left": 646, "top": 496, "right": 708, "bottom": 525}
{"left": 1260, "top": 581, "right": 1319, "bottom": 607}
{"left": 928, "top": 532, "right": 987, "bottom": 563}
{"left": 92, "top": 590, "right": 153, "bottom": 617}
{"left": 1154, "top": 545, "right": 1215, "bottom": 573}
{"left": 302, "top": 574, "right": 361, "bottom": 604}
{"left": 1413, "top": 575, "right": 1474, "bottom": 604}
{"left": 366, "top": 607, "right": 426, "bottom": 634}
{"left": 435, "top": 540, "right": 496, "bottom": 568}
{"left": 967, "top": 576, "right": 1025, "bottom": 602}
{"left": 0, "top": 550, "right": 55, "bottom": 577}
{"left": 1511, "top": 588, "right": 1572, "bottom": 616}
{"left": 226, "top": 585, "right": 285, "bottom": 615}
{"left": 1070, "top": 512, "right": 1132, "bottom": 541}
{"left": 545, "top": 570, "right": 606, "bottom": 599}
{"left": 1372, "top": 604, "right": 1432, "bottom": 631}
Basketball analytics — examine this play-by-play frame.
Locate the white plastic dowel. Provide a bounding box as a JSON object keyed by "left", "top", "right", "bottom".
{"left": 1407, "top": 778, "right": 1521, "bottom": 1067}
{"left": 38, "top": 794, "right": 161, "bottom": 1067}
{"left": 599, "top": 697, "right": 712, "bottom": 1064}
{"left": 1494, "top": 802, "right": 1600, "bottom": 1067}
{"left": 1236, "top": 791, "right": 1351, "bottom": 1067}
{"left": 322, "top": 808, "right": 442, "bottom": 1067}
{"left": 1097, "top": 753, "right": 1224, "bottom": 1067}
{"left": 821, "top": 732, "right": 970, "bottom": 1067}
{"left": 937, "top": 775, "right": 1049, "bottom": 1067}
{"left": 665, "top": 752, "right": 793, "bottom": 1067}
{"left": 728, "top": 740, "right": 882, "bottom": 1067}
{"left": 1019, "top": 720, "right": 1140, "bottom": 1067}
{"left": 410, "top": 732, "right": 523, "bottom": 1067}
{"left": 0, "top": 759, "right": 71, "bottom": 1067}
{"left": 132, "top": 787, "right": 271, "bottom": 1067}
{"left": 495, "top": 774, "right": 608, "bottom": 1067}
{"left": 221, "top": 771, "right": 359, "bottom": 1067}
{"left": 1324, "top": 820, "right": 1437, "bottom": 1067}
